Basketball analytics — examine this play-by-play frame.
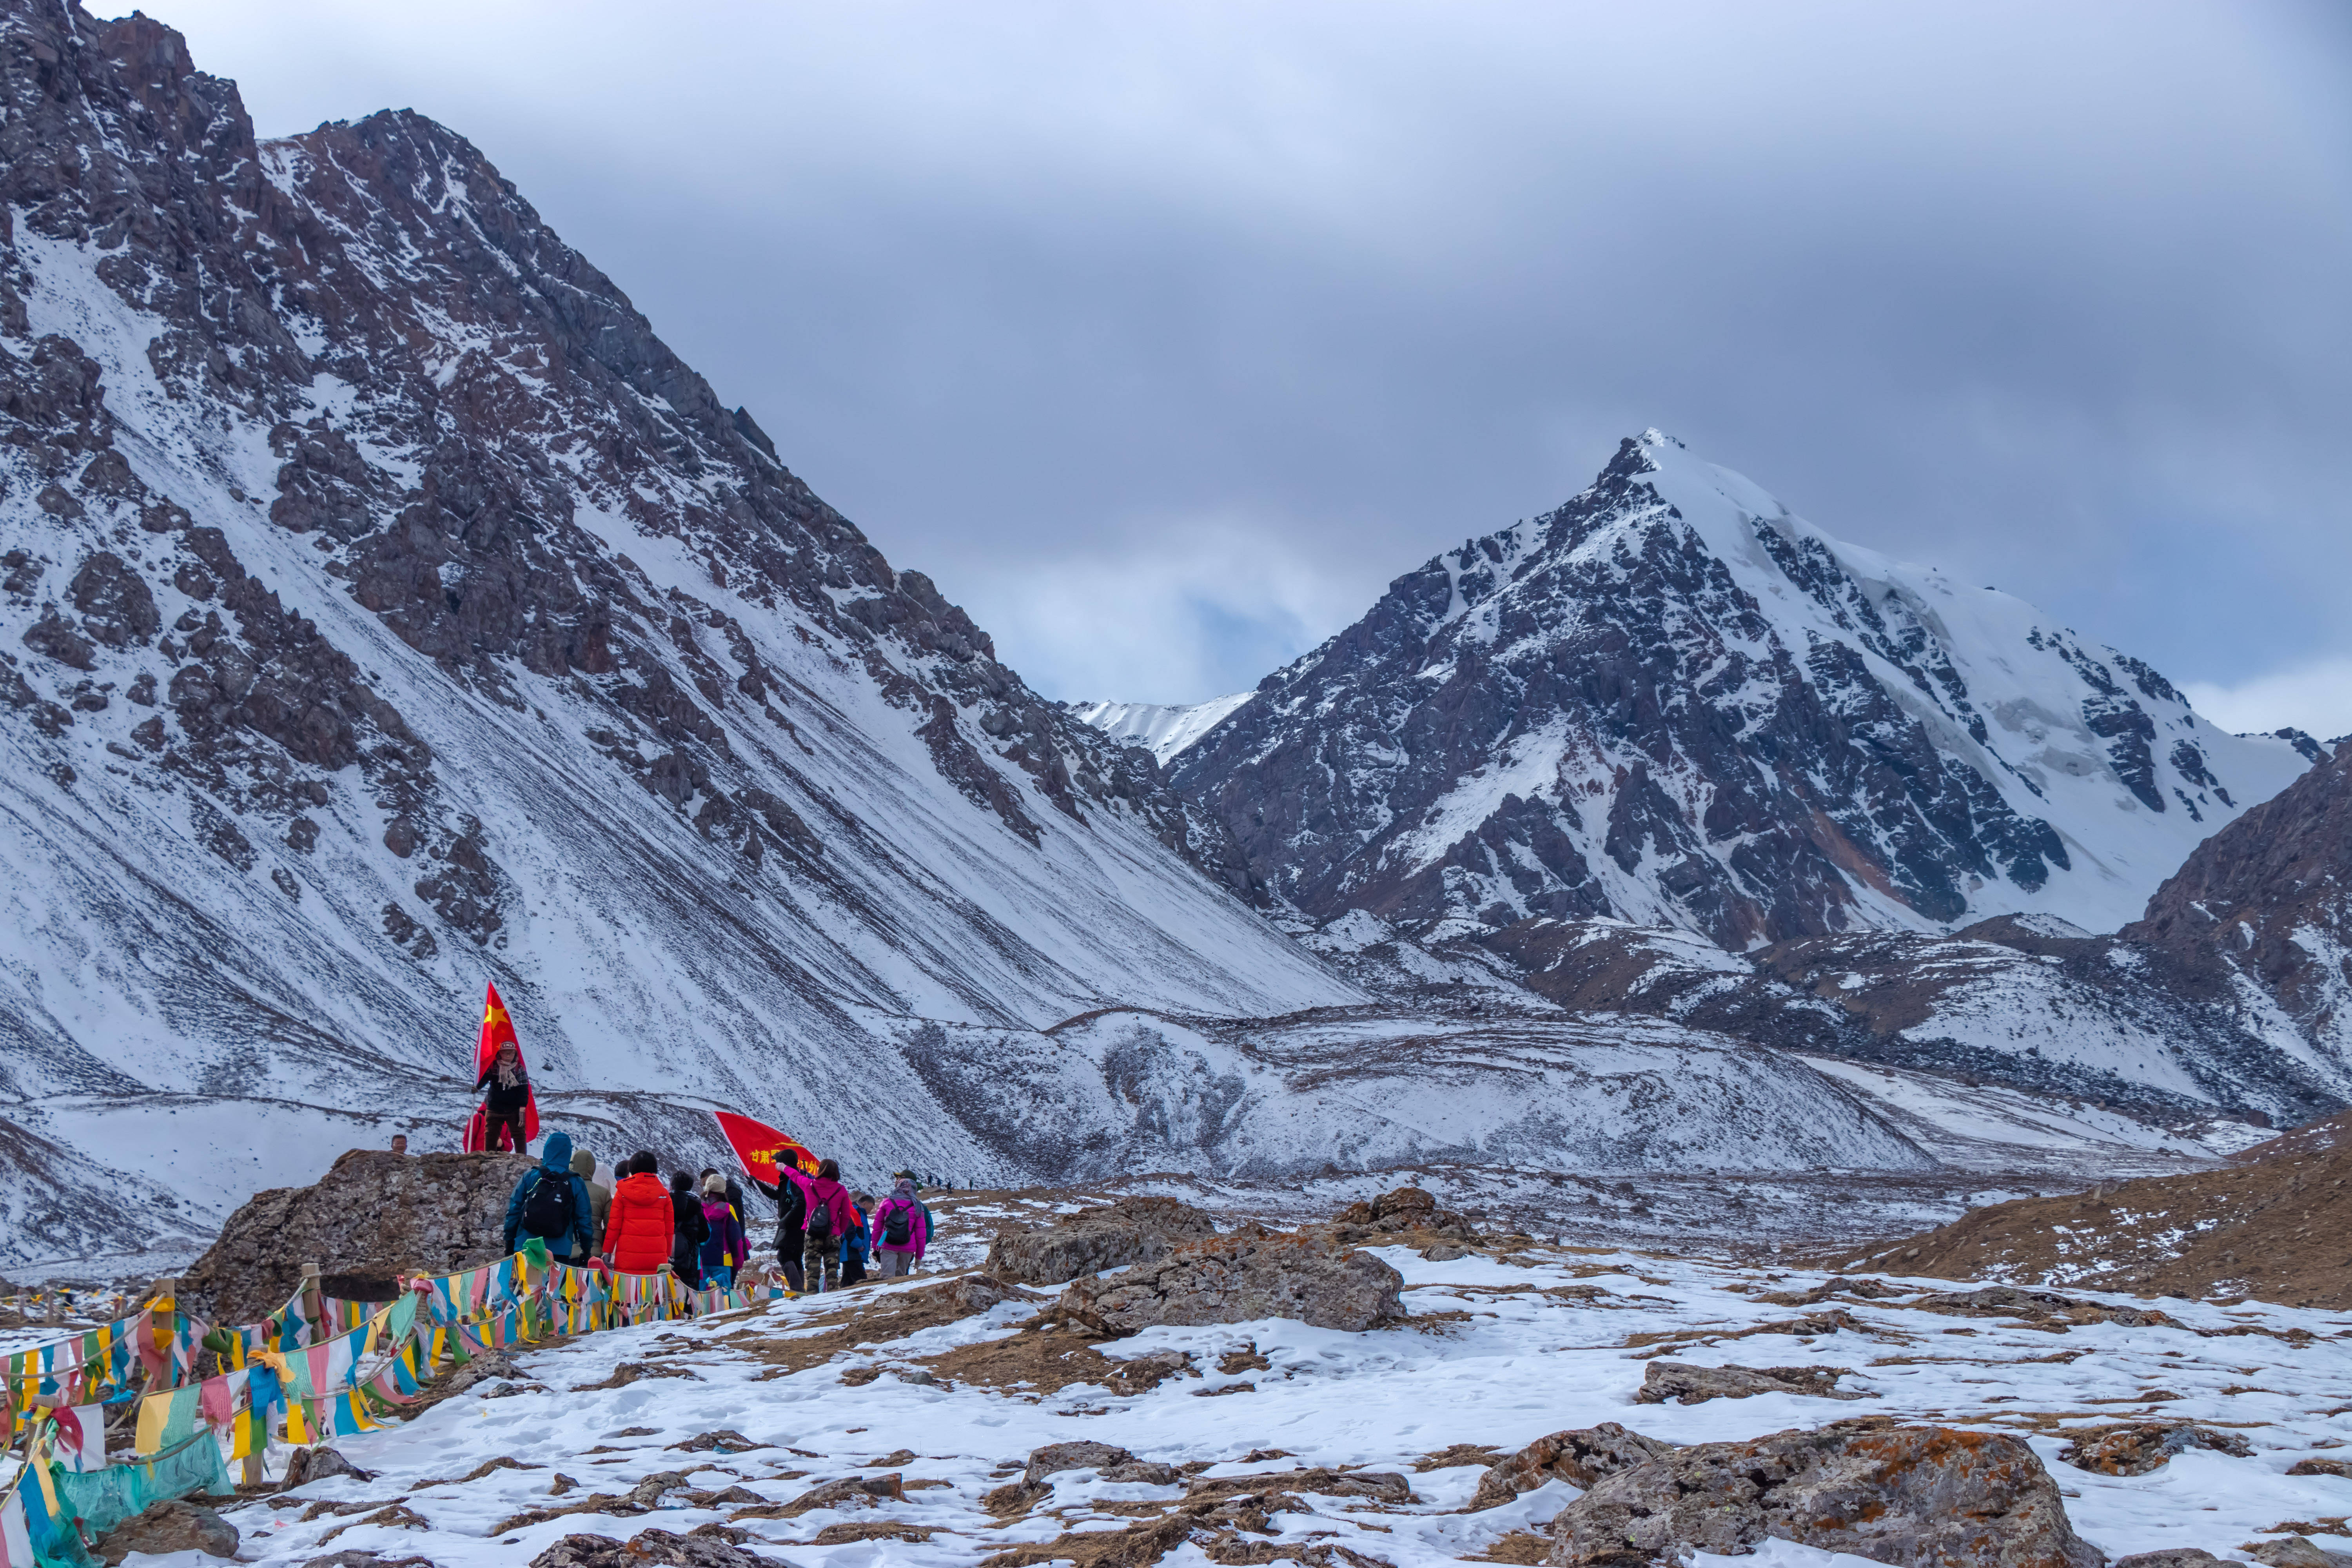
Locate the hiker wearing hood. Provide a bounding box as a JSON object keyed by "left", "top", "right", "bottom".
{"left": 573, "top": 1148, "right": 612, "bottom": 1249}
{"left": 668, "top": 1169, "right": 712, "bottom": 1289}
{"left": 870, "top": 1176, "right": 929, "bottom": 1277}
{"left": 605, "top": 1151, "right": 675, "bottom": 1274}
{"left": 503, "top": 1131, "right": 596, "bottom": 1263}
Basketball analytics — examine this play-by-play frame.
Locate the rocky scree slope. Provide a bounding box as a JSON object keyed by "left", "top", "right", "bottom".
{"left": 1166, "top": 431, "right": 2311, "bottom": 949}
{"left": 1370, "top": 722, "right": 2352, "bottom": 1130}
{"left": 0, "top": 0, "right": 1350, "bottom": 1261}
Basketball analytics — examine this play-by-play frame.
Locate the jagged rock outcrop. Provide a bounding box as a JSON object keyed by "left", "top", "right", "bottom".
{"left": 1059, "top": 1230, "right": 1404, "bottom": 1336}
{"left": 1468, "top": 1423, "right": 1675, "bottom": 1512}
{"left": 178, "top": 1149, "right": 529, "bottom": 1325}
{"left": 1547, "top": 1423, "right": 2101, "bottom": 1568}
{"left": 984, "top": 1196, "right": 1221, "bottom": 1285}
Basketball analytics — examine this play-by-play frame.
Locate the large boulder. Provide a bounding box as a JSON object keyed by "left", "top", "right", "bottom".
{"left": 180, "top": 1149, "right": 532, "bottom": 1325}
{"left": 1549, "top": 1423, "right": 2100, "bottom": 1568}
{"left": 1470, "top": 1424, "right": 1675, "bottom": 1511}
{"left": 984, "top": 1196, "right": 1221, "bottom": 1285}
{"left": 1060, "top": 1229, "right": 1403, "bottom": 1335}
{"left": 1334, "top": 1184, "right": 1476, "bottom": 1241}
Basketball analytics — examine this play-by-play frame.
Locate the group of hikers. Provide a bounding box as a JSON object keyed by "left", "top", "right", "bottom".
{"left": 489, "top": 1130, "right": 935, "bottom": 1293}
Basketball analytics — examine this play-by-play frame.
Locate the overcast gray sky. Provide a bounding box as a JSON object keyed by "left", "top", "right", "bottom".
{"left": 139, "top": 1, "right": 2352, "bottom": 725}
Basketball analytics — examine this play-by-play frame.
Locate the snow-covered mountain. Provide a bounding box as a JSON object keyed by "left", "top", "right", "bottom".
{"left": 1169, "top": 430, "right": 2314, "bottom": 948}
{"left": 0, "top": 0, "right": 1356, "bottom": 1260}
{"left": 1069, "top": 695, "right": 1251, "bottom": 767}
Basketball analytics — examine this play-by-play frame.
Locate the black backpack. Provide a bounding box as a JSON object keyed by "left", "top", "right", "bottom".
{"left": 880, "top": 1201, "right": 913, "bottom": 1247}
{"left": 520, "top": 1171, "right": 575, "bottom": 1241}
{"left": 806, "top": 1189, "right": 835, "bottom": 1243}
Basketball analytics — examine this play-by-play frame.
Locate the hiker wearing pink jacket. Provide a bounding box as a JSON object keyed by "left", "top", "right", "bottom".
{"left": 799, "top": 1159, "right": 861, "bottom": 1292}
{"left": 869, "top": 1176, "right": 929, "bottom": 1278}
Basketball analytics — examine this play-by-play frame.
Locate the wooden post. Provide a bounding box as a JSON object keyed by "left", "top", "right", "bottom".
{"left": 300, "top": 1262, "right": 324, "bottom": 1345}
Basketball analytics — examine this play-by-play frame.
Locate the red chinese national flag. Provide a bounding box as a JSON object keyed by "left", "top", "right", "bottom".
{"left": 463, "top": 981, "right": 539, "bottom": 1151}
{"left": 714, "top": 1110, "right": 818, "bottom": 1198}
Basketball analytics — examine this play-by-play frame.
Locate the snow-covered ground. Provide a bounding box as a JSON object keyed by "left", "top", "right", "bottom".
{"left": 191, "top": 1248, "right": 2352, "bottom": 1567}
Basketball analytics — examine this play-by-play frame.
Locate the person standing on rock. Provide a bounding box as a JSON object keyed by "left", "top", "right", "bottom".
{"left": 503, "top": 1130, "right": 596, "bottom": 1265}
{"left": 476, "top": 1038, "right": 530, "bottom": 1153}
{"left": 871, "top": 1176, "right": 930, "bottom": 1278}
{"left": 574, "top": 1148, "right": 612, "bottom": 1250}
{"left": 699, "top": 1174, "right": 746, "bottom": 1291}
{"left": 604, "top": 1152, "right": 674, "bottom": 1276}
{"left": 800, "top": 1159, "right": 858, "bottom": 1292}
{"left": 668, "top": 1169, "right": 711, "bottom": 1290}
{"left": 773, "top": 1167, "right": 809, "bottom": 1293}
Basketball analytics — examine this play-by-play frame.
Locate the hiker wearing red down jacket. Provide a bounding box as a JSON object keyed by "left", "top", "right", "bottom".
{"left": 604, "top": 1151, "right": 675, "bottom": 1274}
{"left": 869, "top": 1176, "right": 929, "bottom": 1278}
{"left": 798, "top": 1159, "right": 859, "bottom": 1292}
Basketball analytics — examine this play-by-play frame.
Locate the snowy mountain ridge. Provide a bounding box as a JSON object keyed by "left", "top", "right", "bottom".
{"left": 1165, "top": 430, "right": 2313, "bottom": 948}
{"left": 1067, "top": 694, "right": 1251, "bottom": 767}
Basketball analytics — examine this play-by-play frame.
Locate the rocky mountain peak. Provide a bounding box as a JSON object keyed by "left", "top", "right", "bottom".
{"left": 1167, "top": 431, "right": 2310, "bottom": 948}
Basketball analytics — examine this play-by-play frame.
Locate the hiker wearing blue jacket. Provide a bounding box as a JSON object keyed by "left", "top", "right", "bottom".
{"left": 504, "top": 1130, "right": 597, "bottom": 1264}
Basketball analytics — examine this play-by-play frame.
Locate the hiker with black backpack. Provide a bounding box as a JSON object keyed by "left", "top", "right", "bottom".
{"left": 773, "top": 1167, "right": 808, "bottom": 1292}
{"left": 503, "top": 1130, "right": 597, "bottom": 1265}
{"left": 871, "top": 1175, "right": 930, "bottom": 1278}
{"left": 668, "top": 1169, "right": 712, "bottom": 1290}
{"left": 800, "top": 1158, "right": 858, "bottom": 1292}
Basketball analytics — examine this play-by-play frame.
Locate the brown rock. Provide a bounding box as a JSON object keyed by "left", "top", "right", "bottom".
{"left": 1060, "top": 1230, "right": 1403, "bottom": 1336}
{"left": 1027, "top": 1440, "right": 1138, "bottom": 1485}
{"left": 2059, "top": 1423, "right": 2253, "bottom": 1476}
{"left": 985, "top": 1196, "right": 1221, "bottom": 1285}
{"left": 1469, "top": 1423, "right": 1675, "bottom": 1511}
{"left": 2246, "top": 1540, "right": 2352, "bottom": 1568}
{"left": 94, "top": 1499, "right": 238, "bottom": 1563}
{"left": 1548, "top": 1423, "right": 2100, "bottom": 1568}
{"left": 179, "top": 1148, "right": 532, "bottom": 1325}
{"left": 2288, "top": 1458, "right": 2352, "bottom": 1479}
{"left": 2112, "top": 1555, "right": 2228, "bottom": 1568}
{"left": 528, "top": 1529, "right": 777, "bottom": 1567}
{"left": 1633, "top": 1360, "right": 1864, "bottom": 1405}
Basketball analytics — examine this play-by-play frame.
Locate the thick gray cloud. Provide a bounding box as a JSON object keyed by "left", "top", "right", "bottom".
{"left": 138, "top": 1, "right": 2352, "bottom": 720}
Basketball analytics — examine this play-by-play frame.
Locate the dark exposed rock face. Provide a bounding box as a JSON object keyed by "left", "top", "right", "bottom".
{"left": 2125, "top": 744, "right": 2352, "bottom": 1087}
{"left": 1547, "top": 1423, "right": 2101, "bottom": 1568}
{"left": 1169, "top": 430, "right": 2302, "bottom": 950}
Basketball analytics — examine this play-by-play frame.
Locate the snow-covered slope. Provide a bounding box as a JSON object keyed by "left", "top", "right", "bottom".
{"left": 0, "top": 0, "right": 1354, "bottom": 1261}
{"left": 1172, "top": 431, "right": 2313, "bottom": 948}
{"left": 1070, "top": 694, "right": 1252, "bottom": 766}
{"left": 893, "top": 1005, "right": 1936, "bottom": 1179}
